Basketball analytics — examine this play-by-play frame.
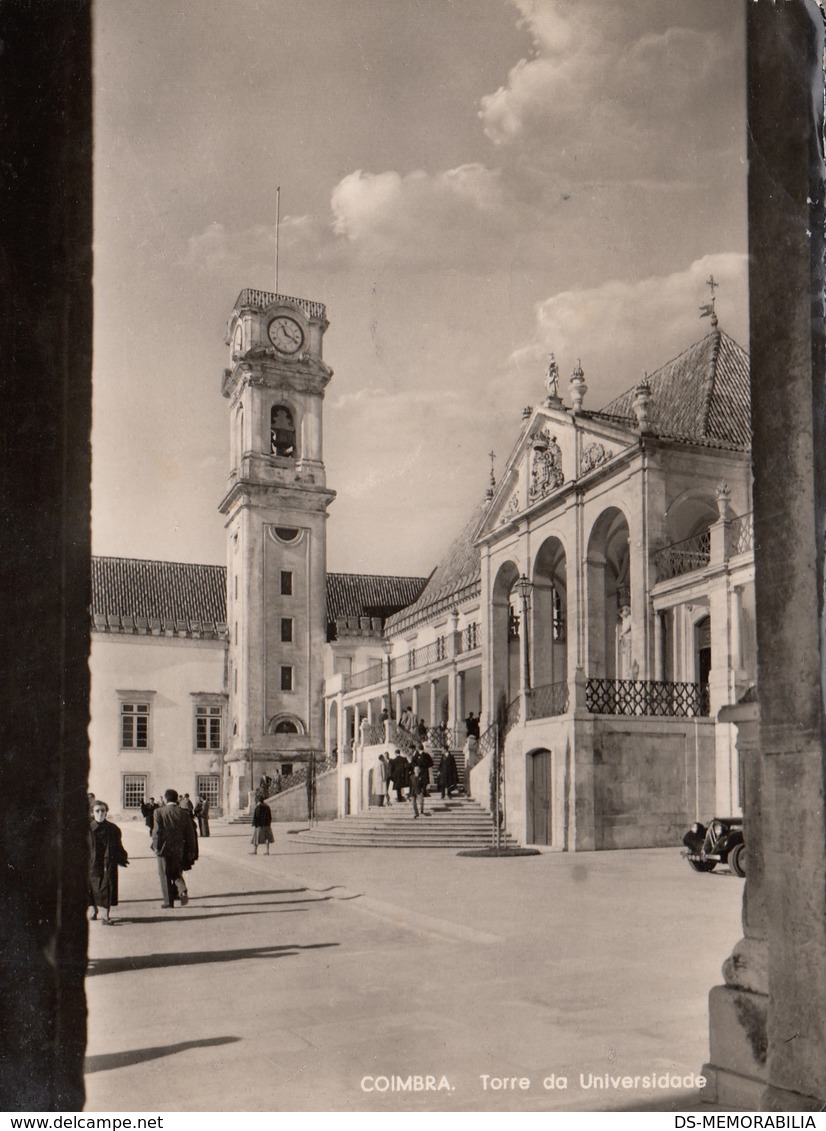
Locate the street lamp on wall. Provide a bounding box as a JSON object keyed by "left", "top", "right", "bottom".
{"left": 515, "top": 573, "right": 534, "bottom": 692}
{"left": 381, "top": 636, "right": 394, "bottom": 721}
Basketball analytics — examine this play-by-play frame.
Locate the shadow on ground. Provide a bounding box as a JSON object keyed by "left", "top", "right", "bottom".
{"left": 88, "top": 940, "right": 339, "bottom": 975}
{"left": 85, "top": 1036, "right": 241, "bottom": 1074}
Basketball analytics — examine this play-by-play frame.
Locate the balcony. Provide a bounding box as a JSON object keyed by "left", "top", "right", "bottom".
{"left": 525, "top": 681, "right": 570, "bottom": 721}
{"left": 727, "top": 510, "right": 754, "bottom": 556}
{"left": 342, "top": 624, "right": 481, "bottom": 694}
{"left": 654, "top": 530, "right": 711, "bottom": 581}
{"left": 585, "top": 678, "right": 709, "bottom": 717}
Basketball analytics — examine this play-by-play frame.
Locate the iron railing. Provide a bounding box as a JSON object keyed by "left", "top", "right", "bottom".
{"left": 654, "top": 530, "right": 711, "bottom": 581}
{"left": 345, "top": 626, "right": 484, "bottom": 692}
{"left": 526, "top": 681, "right": 570, "bottom": 721}
{"left": 346, "top": 661, "right": 384, "bottom": 692}
{"left": 361, "top": 722, "right": 385, "bottom": 746}
{"left": 585, "top": 678, "right": 710, "bottom": 717}
{"left": 264, "top": 752, "right": 338, "bottom": 798}
{"left": 727, "top": 511, "right": 754, "bottom": 556}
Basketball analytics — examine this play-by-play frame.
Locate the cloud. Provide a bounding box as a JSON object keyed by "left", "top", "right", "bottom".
{"left": 480, "top": 0, "right": 742, "bottom": 185}
{"left": 506, "top": 252, "right": 749, "bottom": 405}
{"left": 328, "top": 164, "right": 529, "bottom": 269}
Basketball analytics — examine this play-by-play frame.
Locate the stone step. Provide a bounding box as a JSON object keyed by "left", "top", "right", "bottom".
{"left": 292, "top": 795, "right": 518, "bottom": 849}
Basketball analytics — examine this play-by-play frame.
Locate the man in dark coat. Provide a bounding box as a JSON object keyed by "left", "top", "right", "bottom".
{"left": 389, "top": 748, "right": 407, "bottom": 802}
{"left": 151, "top": 788, "right": 198, "bottom": 908}
{"left": 437, "top": 750, "right": 460, "bottom": 799}
{"left": 413, "top": 745, "right": 434, "bottom": 796}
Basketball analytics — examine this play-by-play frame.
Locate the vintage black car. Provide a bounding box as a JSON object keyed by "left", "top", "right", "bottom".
{"left": 682, "top": 816, "right": 746, "bottom": 876}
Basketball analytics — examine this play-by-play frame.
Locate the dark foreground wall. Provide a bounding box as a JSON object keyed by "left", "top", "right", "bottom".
{"left": 0, "top": 0, "right": 93, "bottom": 1109}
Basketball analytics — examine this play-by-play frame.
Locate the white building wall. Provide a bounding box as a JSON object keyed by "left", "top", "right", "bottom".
{"left": 90, "top": 633, "right": 226, "bottom": 821}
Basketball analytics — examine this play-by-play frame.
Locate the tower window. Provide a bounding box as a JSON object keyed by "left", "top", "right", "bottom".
{"left": 280, "top": 666, "right": 294, "bottom": 691}
{"left": 271, "top": 405, "right": 296, "bottom": 458}
{"left": 281, "top": 617, "right": 294, "bottom": 642}
{"left": 280, "top": 571, "right": 293, "bottom": 596}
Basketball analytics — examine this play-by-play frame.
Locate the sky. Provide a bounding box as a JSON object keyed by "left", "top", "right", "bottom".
{"left": 92, "top": 0, "right": 748, "bottom": 577}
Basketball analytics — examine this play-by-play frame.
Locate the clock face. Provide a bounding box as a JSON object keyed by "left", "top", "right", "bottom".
{"left": 268, "top": 315, "right": 304, "bottom": 355}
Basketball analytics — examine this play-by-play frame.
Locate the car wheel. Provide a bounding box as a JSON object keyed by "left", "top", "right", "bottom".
{"left": 689, "top": 859, "right": 717, "bottom": 873}
{"left": 730, "top": 843, "right": 746, "bottom": 878}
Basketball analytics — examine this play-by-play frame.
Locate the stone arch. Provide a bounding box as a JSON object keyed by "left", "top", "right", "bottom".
{"left": 491, "top": 559, "right": 521, "bottom": 714}
{"left": 270, "top": 402, "right": 297, "bottom": 458}
{"left": 233, "top": 404, "right": 244, "bottom": 467}
{"left": 585, "top": 506, "right": 631, "bottom": 678}
{"left": 266, "top": 712, "right": 306, "bottom": 736}
{"left": 664, "top": 486, "right": 719, "bottom": 544}
{"left": 327, "top": 700, "right": 339, "bottom": 758}
{"left": 531, "top": 533, "right": 568, "bottom": 688}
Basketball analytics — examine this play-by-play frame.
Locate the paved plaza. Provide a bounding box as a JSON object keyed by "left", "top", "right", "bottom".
{"left": 84, "top": 817, "right": 743, "bottom": 1112}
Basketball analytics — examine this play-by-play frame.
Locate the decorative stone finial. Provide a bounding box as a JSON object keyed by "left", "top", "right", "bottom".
{"left": 486, "top": 449, "right": 496, "bottom": 500}
{"left": 544, "top": 353, "right": 562, "bottom": 406}
{"left": 633, "top": 375, "right": 652, "bottom": 433}
{"left": 522, "top": 405, "right": 533, "bottom": 420}
{"left": 715, "top": 481, "right": 733, "bottom": 520}
{"left": 569, "top": 359, "right": 587, "bottom": 413}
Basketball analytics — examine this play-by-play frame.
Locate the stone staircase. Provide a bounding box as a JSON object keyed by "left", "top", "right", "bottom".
{"left": 293, "top": 795, "right": 519, "bottom": 849}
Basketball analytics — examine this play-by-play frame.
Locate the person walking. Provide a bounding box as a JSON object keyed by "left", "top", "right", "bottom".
{"left": 140, "top": 796, "right": 157, "bottom": 838}
{"left": 437, "top": 750, "right": 460, "bottom": 799}
{"left": 195, "top": 793, "right": 210, "bottom": 837}
{"left": 390, "top": 748, "right": 407, "bottom": 802}
{"left": 377, "top": 753, "right": 392, "bottom": 806}
{"left": 152, "top": 789, "right": 198, "bottom": 908}
{"left": 88, "top": 801, "right": 128, "bottom": 924}
{"left": 464, "top": 734, "right": 479, "bottom": 799}
{"left": 407, "top": 751, "right": 430, "bottom": 818}
{"left": 251, "top": 798, "right": 274, "bottom": 854}
{"left": 413, "top": 744, "right": 433, "bottom": 796}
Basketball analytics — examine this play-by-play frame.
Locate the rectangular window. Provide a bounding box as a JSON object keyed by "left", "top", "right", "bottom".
{"left": 280, "top": 570, "right": 293, "bottom": 596}
{"left": 121, "top": 702, "right": 150, "bottom": 749}
{"left": 436, "top": 636, "right": 447, "bottom": 661}
{"left": 195, "top": 705, "right": 223, "bottom": 750}
{"left": 281, "top": 617, "right": 293, "bottom": 643}
{"left": 196, "top": 774, "right": 221, "bottom": 812}
{"left": 280, "top": 666, "right": 293, "bottom": 691}
{"left": 122, "top": 774, "right": 147, "bottom": 810}
{"left": 281, "top": 763, "right": 293, "bottom": 777}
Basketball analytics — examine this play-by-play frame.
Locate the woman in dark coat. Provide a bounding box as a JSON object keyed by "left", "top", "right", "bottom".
{"left": 251, "top": 800, "right": 274, "bottom": 855}
{"left": 88, "top": 801, "right": 128, "bottom": 924}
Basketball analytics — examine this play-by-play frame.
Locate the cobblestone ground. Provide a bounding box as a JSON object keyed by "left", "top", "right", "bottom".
{"left": 84, "top": 818, "right": 742, "bottom": 1112}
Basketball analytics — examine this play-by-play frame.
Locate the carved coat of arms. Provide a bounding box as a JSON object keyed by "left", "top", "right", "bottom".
{"left": 528, "top": 430, "right": 564, "bottom": 503}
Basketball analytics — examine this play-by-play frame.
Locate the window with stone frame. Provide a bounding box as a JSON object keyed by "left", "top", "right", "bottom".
{"left": 195, "top": 704, "right": 223, "bottom": 750}
{"left": 122, "top": 774, "right": 147, "bottom": 809}
{"left": 120, "top": 700, "right": 150, "bottom": 749}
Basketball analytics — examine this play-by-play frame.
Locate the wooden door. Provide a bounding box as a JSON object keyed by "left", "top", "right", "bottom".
{"left": 529, "top": 750, "right": 552, "bottom": 845}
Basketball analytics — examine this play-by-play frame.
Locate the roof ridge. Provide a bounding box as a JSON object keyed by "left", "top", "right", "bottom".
{"left": 93, "top": 554, "right": 225, "bottom": 570}
{"left": 698, "top": 327, "right": 722, "bottom": 437}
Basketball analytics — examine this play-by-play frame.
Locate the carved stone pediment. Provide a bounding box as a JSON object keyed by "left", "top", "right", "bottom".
{"left": 580, "top": 441, "right": 614, "bottom": 475}
{"left": 528, "top": 429, "right": 563, "bottom": 503}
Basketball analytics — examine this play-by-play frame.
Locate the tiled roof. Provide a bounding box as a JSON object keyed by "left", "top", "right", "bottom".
{"left": 594, "top": 327, "right": 750, "bottom": 448}
{"left": 92, "top": 556, "right": 227, "bottom": 638}
{"left": 326, "top": 572, "right": 428, "bottom": 638}
{"left": 385, "top": 500, "right": 486, "bottom": 634}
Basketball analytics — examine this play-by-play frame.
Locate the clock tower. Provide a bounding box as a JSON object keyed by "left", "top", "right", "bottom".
{"left": 219, "top": 289, "right": 335, "bottom": 814}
